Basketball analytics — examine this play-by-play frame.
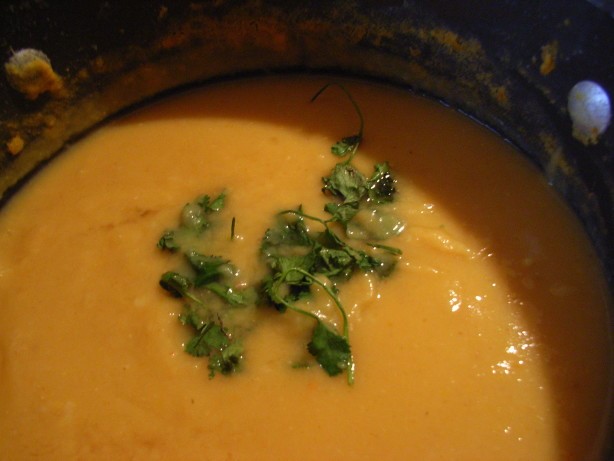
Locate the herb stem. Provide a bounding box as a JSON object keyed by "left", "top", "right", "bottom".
{"left": 270, "top": 273, "right": 319, "bottom": 320}
{"left": 311, "top": 82, "right": 364, "bottom": 163}
{"left": 279, "top": 209, "right": 327, "bottom": 226}
{"left": 185, "top": 292, "right": 204, "bottom": 305}
{"left": 292, "top": 268, "right": 349, "bottom": 337}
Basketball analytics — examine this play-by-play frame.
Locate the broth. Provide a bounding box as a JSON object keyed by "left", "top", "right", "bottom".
{"left": 0, "top": 76, "right": 610, "bottom": 460}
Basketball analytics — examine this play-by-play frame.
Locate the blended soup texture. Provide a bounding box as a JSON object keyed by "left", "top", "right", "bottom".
{"left": 0, "top": 76, "right": 611, "bottom": 460}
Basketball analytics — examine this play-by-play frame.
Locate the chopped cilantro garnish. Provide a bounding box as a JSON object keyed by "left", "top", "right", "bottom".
{"left": 157, "top": 230, "right": 180, "bottom": 252}
{"left": 157, "top": 191, "right": 226, "bottom": 253}
{"left": 323, "top": 201, "right": 360, "bottom": 224}
{"left": 185, "top": 251, "right": 230, "bottom": 286}
{"left": 322, "top": 163, "right": 368, "bottom": 203}
{"left": 160, "top": 271, "right": 194, "bottom": 299}
{"left": 184, "top": 321, "right": 243, "bottom": 378}
{"left": 367, "top": 162, "right": 396, "bottom": 203}
{"left": 156, "top": 83, "right": 405, "bottom": 384}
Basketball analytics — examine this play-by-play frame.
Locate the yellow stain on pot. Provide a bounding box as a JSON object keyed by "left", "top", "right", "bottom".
{"left": 424, "top": 27, "right": 483, "bottom": 55}
{"left": 540, "top": 41, "right": 559, "bottom": 76}
{"left": 5, "top": 135, "right": 24, "bottom": 156}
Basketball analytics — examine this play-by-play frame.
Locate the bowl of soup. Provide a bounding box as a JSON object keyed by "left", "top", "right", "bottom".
{"left": 0, "top": 1, "right": 612, "bottom": 460}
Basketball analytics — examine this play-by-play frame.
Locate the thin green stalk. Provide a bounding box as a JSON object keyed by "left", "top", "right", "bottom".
{"left": 311, "top": 82, "right": 364, "bottom": 164}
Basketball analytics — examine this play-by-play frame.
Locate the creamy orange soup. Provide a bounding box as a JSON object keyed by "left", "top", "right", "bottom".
{"left": 0, "top": 76, "right": 611, "bottom": 460}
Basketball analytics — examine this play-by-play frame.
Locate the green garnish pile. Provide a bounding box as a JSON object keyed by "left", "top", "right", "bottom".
{"left": 156, "top": 84, "right": 405, "bottom": 384}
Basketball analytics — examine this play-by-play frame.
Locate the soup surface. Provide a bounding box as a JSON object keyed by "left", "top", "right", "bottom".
{"left": 0, "top": 76, "right": 611, "bottom": 460}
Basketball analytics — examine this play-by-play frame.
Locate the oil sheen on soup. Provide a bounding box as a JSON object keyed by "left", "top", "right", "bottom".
{"left": 0, "top": 76, "right": 611, "bottom": 460}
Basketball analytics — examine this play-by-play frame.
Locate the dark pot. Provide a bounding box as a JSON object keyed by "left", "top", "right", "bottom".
{"left": 0, "top": 0, "right": 612, "bottom": 458}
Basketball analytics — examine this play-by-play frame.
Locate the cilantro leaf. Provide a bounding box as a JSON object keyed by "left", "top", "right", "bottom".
{"left": 184, "top": 322, "right": 244, "bottom": 378}
{"left": 157, "top": 190, "right": 227, "bottom": 252}
{"left": 307, "top": 321, "right": 351, "bottom": 377}
{"left": 159, "top": 271, "right": 192, "bottom": 298}
{"left": 185, "top": 251, "right": 229, "bottom": 286}
{"left": 322, "top": 163, "right": 367, "bottom": 203}
{"left": 366, "top": 162, "right": 396, "bottom": 203}
{"left": 315, "top": 248, "right": 354, "bottom": 277}
{"left": 185, "top": 323, "right": 228, "bottom": 357}
{"left": 181, "top": 202, "right": 208, "bottom": 232}
{"left": 261, "top": 212, "right": 313, "bottom": 259}
{"left": 208, "top": 341, "right": 243, "bottom": 377}
{"left": 319, "top": 227, "right": 382, "bottom": 273}
{"left": 181, "top": 191, "right": 226, "bottom": 233}
{"left": 157, "top": 230, "right": 180, "bottom": 252}
{"left": 273, "top": 253, "right": 316, "bottom": 284}
{"left": 198, "top": 191, "right": 226, "bottom": 213}
{"left": 343, "top": 244, "right": 382, "bottom": 272}
{"left": 260, "top": 275, "right": 287, "bottom": 311}
{"left": 323, "top": 201, "right": 359, "bottom": 224}
{"left": 179, "top": 307, "right": 206, "bottom": 330}
{"left": 261, "top": 273, "right": 312, "bottom": 311}
{"left": 331, "top": 134, "right": 362, "bottom": 157}
{"left": 205, "top": 282, "right": 247, "bottom": 306}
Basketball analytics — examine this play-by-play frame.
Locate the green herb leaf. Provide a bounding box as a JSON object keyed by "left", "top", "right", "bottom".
{"left": 331, "top": 134, "right": 362, "bottom": 157}
{"left": 184, "top": 322, "right": 244, "bottom": 378}
{"left": 322, "top": 163, "right": 367, "bottom": 203}
{"left": 157, "top": 230, "right": 180, "bottom": 252}
{"left": 315, "top": 248, "right": 354, "bottom": 277}
{"left": 319, "top": 228, "right": 382, "bottom": 272}
{"left": 181, "top": 202, "right": 208, "bottom": 232}
{"left": 208, "top": 341, "right": 243, "bottom": 377}
{"left": 261, "top": 213, "right": 313, "bottom": 259}
{"left": 205, "top": 281, "right": 247, "bottom": 306}
{"left": 185, "top": 323, "right": 228, "bottom": 357}
{"left": 198, "top": 191, "right": 226, "bottom": 213}
{"left": 185, "top": 251, "right": 229, "bottom": 286}
{"left": 159, "top": 271, "right": 192, "bottom": 298}
{"left": 180, "top": 191, "right": 226, "bottom": 233}
{"left": 323, "top": 201, "right": 359, "bottom": 224}
{"left": 307, "top": 320, "right": 351, "bottom": 377}
{"left": 366, "top": 162, "right": 396, "bottom": 203}
{"left": 179, "top": 307, "right": 205, "bottom": 330}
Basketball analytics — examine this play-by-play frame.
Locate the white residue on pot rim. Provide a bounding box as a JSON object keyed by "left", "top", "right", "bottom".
{"left": 567, "top": 80, "right": 611, "bottom": 145}
{"left": 4, "top": 48, "right": 64, "bottom": 100}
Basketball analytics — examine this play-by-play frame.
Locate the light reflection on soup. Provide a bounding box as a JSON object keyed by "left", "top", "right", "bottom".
{"left": 0, "top": 76, "right": 611, "bottom": 460}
